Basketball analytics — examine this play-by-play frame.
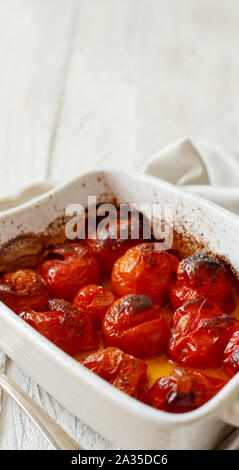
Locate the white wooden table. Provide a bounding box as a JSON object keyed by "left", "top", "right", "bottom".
{"left": 0, "top": 0, "right": 239, "bottom": 449}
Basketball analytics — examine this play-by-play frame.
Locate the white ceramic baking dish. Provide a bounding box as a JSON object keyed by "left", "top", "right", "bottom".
{"left": 0, "top": 170, "right": 239, "bottom": 450}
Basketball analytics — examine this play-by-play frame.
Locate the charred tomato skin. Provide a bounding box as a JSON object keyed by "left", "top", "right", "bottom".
{"left": 168, "top": 298, "right": 239, "bottom": 368}
{"left": 81, "top": 347, "right": 148, "bottom": 402}
{"left": 73, "top": 284, "right": 115, "bottom": 329}
{"left": 174, "top": 253, "right": 235, "bottom": 312}
{"left": 224, "top": 330, "right": 239, "bottom": 376}
{"left": 0, "top": 269, "right": 49, "bottom": 313}
{"left": 111, "top": 243, "right": 178, "bottom": 305}
{"left": 103, "top": 293, "right": 169, "bottom": 358}
{"left": 20, "top": 298, "right": 97, "bottom": 356}
{"left": 147, "top": 368, "right": 226, "bottom": 413}
{"left": 40, "top": 243, "right": 100, "bottom": 301}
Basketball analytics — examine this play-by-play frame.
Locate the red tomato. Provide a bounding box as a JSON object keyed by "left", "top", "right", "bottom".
{"left": 169, "top": 280, "right": 201, "bottom": 310}
{"left": 173, "top": 253, "right": 235, "bottom": 313}
{"left": 20, "top": 299, "right": 97, "bottom": 356}
{"left": 87, "top": 211, "right": 146, "bottom": 274}
{"left": 40, "top": 243, "right": 100, "bottom": 301}
{"left": 0, "top": 269, "right": 49, "bottom": 313}
{"left": 103, "top": 294, "right": 169, "bottom": 358}
{"left": 147, "top": 368, "right": 226, "bottom": 413}
{"left": 81, "top": 347, "right": 148, "bottom": 401}
{"left": 224, "top": 330, "right": 239, "bottom": 376}
{"left": 111, "top": 243, "right": 178, "bottom": 305}
{"left": 168, "top": 298, "right": 239, "bottom": 368}
{"left": 73, "top": 284, "right": 115, "bottom": 329}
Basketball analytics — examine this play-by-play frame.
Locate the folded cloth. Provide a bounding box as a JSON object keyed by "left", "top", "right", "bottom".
{"left": 142, "top": 137, "right": 239, "bottom": 215}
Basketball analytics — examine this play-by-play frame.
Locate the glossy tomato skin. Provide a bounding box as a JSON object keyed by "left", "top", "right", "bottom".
{"left": 169, "top": 280, "right": 200, "bottom": 311}
{"left": 40, "top": 243, "right": 100, "bottom": 301}
{"left": 0, "top": 269, "right": 49, "bottom": 313}
{"left": 87, "top": 211, "right": 146, "bottom": 275}
{"left": 20, "top": 298, "right": 97, "bottom": 355}
{"left": 173, "top": 253, "right": 235, "bottom": 313}
{"left": 111, "top": 243, "right": 178, "bottom": 305}
{"left": 168, "top": 298, "right": 239, "bottom": 368}
{"left": 224, "top": 330, "right": 239, "bottom": 376}
{"left": 147, "top": 368, "right": 226, "bottom": 413}
{"left": 73, "top": 284, "right": 115, "bottom": 329}
{"left": 103, "top": 294, "right": 169, "bottom": 358}
{"left": 81, "top": 347, "right": 148, "bottom": 402}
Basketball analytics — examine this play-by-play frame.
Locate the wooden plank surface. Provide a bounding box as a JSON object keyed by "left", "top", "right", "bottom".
{"left": 0, "top": 0, "right": 239, "bottom": 449}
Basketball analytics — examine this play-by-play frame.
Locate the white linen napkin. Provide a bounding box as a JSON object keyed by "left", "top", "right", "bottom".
{"left": 142, "top": 137, "right": 239, "bottom": 215}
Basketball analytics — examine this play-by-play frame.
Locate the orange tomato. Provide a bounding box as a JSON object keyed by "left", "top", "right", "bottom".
{"left": 224, "top": 329, "right": 239, "bottom": 376}
{"left": 103, "top": 294, "right": 169, "bottom": 358}
{"left": 73, "top": 284, "right": 115, "bottom": 329}
{"left": 168, "top": 298, "right": 239, "bottom": 368}
{"left": 147, "top": 367, "right": 226, "bottom": 413}
{"left": 111, "top": 243, "right": 178, "bottom": 305}
{"left": 173, "top": 253, "right": 235, "bottom": 313}
{"left": 87, "top": 211, "right": 146, "bottom": 275}
{"left": 20, "top": 298, "right": 97, "bottom": 356}
{"left": 0, "top": 269, "right": 49, "bottom": 313}
{"left": 81, "top": 347, "right": 148, "bottom": 402}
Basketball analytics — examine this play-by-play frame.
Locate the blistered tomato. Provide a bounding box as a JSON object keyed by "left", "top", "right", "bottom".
{"left": 169, "top": 281, "right": 200, "bottom": 311}
{"left": 81, "top": 347, "right": 148, "bottom": 401}
{"left": 170, "top": 253, "right": 235, "bottom": 313}
{"left": 0, "top": 269, "right": 49, "bottom": 313}
{"left": 168, "top": 298, "right": 239, "bottom": 368}
{"left": 147, "top": 368, "right": 226, "bottom": 413}
{"left": 40, "top": 243, "right": 100, "bottom": 301}
{"left": 20, "top": 298, "right": 97, "bottom": 355}
{"left": 73, "top": 284, "right": 115, "bottom": 329}
{"left": 103, "top": 294, "right": 169, "bottom": 358}
{"left": 87, "top": 211, "right": 146, "bottom": 275}
{"left": 224, "top": 330, "right": 239, "bottom": 376}
{"left": 111, "top": 243, "right": 178, "bottom": 305}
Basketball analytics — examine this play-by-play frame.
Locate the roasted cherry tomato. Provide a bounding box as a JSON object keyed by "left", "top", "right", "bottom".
{"left": 0, "top": 269, "right": 49, "bottom": 313}
{"left": 81, "top": 347, "right": 148, "bottom": 401}
{"left": 103, "top": 294, "right": 169, "bottom": 358}
{"left": 169, "top": 281, "right": 201, "bottom": 311}
{"left": 40, "top": 243, "right": 100, "bottom": 301}
{"left": 168, "top": 298, "right": 239, "bottom": 368}
{"left": 224, "top": 330, "right": 239, "bottom": 376}
{"left": 20, "top": 299, "right": 97, "bottom": 355}
{"left": 111, "top": 243, "right": 178, "bottom": 305}
{"left": 147, "top": 368, "right": 226, "bottom": 413}
{"left": 87, "top": 210, "right": 146, "bottom": 275}
{"left": 170, "top": 253, "right": 235, "bottom": 313}
{"left": 73, "top": 284, "right": 115, "bottom": 329}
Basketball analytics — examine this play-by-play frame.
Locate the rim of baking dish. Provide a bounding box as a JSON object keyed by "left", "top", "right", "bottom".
{"left": 1, "top": 169, "right": 239, "bottom": 224}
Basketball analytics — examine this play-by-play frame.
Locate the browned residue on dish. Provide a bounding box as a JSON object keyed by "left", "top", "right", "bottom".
{"left": 0, "top": 216, "right": 67, "bottom": 273}
{"left": 0, "top": 196, "right": 238, "bottom": 283}
{"left": 172, "top": 222, "right": 239, "bottom": 282}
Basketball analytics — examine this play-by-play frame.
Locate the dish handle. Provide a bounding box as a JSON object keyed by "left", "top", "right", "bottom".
{"left": 222, "top": 398, "right": 239, "bottom": 427}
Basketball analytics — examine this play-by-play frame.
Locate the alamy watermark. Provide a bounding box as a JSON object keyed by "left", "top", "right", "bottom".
{"left": 65, "top": 196, "right": 174, "bottom": 250}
